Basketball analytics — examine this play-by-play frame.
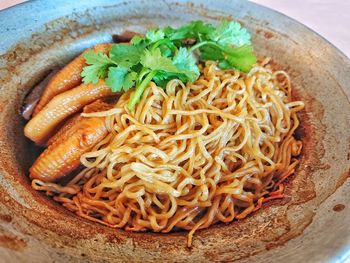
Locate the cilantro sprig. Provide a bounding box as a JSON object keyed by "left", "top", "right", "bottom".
{"left": 81, "top": 20, "right": 256, "bottom": 111}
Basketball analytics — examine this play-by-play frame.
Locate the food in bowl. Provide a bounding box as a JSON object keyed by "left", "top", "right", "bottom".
{"left": 22, "top": 20, "right": 304, "bottom": 247}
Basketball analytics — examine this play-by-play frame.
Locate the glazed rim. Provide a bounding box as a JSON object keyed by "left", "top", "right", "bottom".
{"left": 0, "top": 1, "right": 349, "bottom": 262}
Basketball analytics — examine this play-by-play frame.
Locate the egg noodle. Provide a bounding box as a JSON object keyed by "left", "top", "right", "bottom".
{"left": 32, "top": 59, "right": 304, "bottom": 246}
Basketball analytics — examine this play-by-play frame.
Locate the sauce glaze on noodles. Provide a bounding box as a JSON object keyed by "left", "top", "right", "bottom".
{"left": 32, "top": 59, "right": 304, "bottom": 246}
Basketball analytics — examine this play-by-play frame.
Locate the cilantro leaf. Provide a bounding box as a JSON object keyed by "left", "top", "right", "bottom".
{"left": 105, "top": 66, "right": 129, "bottom": 92}
{"left": 152, "top": 71, "right": 179, "bottom": 87}
{"left": 163, "top": 25, "right": 190, "bottom": 41}
{"left": 130, "top": 35, "right": 144, "bottom": 45}
{"left": 199, "top": 45, "right": 224, "bottom": 61}
{"left": 123, "top": 72, "right": 138, "bottom": 92}
{"left": 190, "top": 20, "right": 215, "bottom": 40}
{"left": 83, "top": 50, "right": 113, "bottom": 65}
{"left": 140, "top": 48, "right": 178, "bottom": 72}
{"left": 172, "top": 47, "right": 199, "bottom": 82}
{"left": 225, "top": 45, "right": 256, "bottom": 72}
{"left": 200, "top": 44, "right": 256, "bottom": 73}
{"left": 218, "top": 59, "right": 231, "bottom": 69}
{"left": 152, "top": 71, "right": 192, "bottom": 87}
{"left": 81, "top": 64, "right": 109, "bottom": 84}
{"left": 81, "top": 51, "right": 114, "bottom": 84}
{"left": 208, "top": 20, "right": 251, "bottom": 47}
{"left": 110, "top": 44, "right": 145, "bottom": 68}
{"left": 140, "top": 47, "right": 199, "bottom": 86}
{"left": 153, "top": 38, "right": 177, "bottom": 57}
{"left": 152, "top": 78, "right": 170, "bottom": 88}
{"left": 159, "top": 44, "right": 173, "bottom": 57}
{"left": 164, "top": 20, "right": 214, "bottom": 41}
{"left": 146, "top": 29, "right": 165, "bottom": 43}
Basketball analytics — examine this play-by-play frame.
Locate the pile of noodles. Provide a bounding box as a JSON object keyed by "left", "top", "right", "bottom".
{"left": 32, "top": 59, "right": 304, "bottom": 246}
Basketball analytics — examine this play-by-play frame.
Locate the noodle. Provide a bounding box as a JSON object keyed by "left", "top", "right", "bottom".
{"left": 32, "top": 59, "right": 304, "bottom": 246}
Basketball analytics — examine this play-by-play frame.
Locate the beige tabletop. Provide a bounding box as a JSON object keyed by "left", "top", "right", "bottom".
{"left": 251, "top": 0, "right": 350, "bottom": 58}
{"left": 1, "top": 0, "right": 349, "bottom": 58}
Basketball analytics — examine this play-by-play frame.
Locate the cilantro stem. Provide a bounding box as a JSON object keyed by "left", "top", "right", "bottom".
{"left": 137, "top": 68, "right": 151, "bottom": 85}
{"left": 189, "top": 41, "right": 228, "bottom": 53}
{"left": 189, "top": 41, "right": 209, "bottom": 52}
{"left": 190, "top": 41, "right": 226, "bottom": 52}
{"left": 189, "top": 41, "right": 230, "bottom": 58}
{"left": 190, "top": 41, "right": 252, "bottom": 58}
{"left": 151, "top": 39, "right": 176, "bottom": 52}
{"left": 127, "top": 70, "right": 157, "bottom": 111}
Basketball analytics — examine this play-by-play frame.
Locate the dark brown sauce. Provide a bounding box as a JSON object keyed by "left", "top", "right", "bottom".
{"left": 0, "top": 233, "right": 27, "bottom": 251}
{"left": 256, "top": 29, "right": 274, "bottom": 39}
{"left": 112, "top": 31, "right": 139, "bottom": 43}
{"left": 0, "top": 214, "right": 12, "bottom": 223}
{"left": 333, "top": 204, "right": 345, "bottom": 212}
{"left": 336, "top": 169, "right": 350, "bottom": 189}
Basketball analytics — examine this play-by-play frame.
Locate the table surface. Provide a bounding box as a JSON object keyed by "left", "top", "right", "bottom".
{"left": 1, "top": 0, "right": 349, "bottom": 58}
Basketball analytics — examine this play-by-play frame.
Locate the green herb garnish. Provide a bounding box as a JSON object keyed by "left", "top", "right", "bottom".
{"left": 81, "top": 20, "right": 256, "bottom": 111}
